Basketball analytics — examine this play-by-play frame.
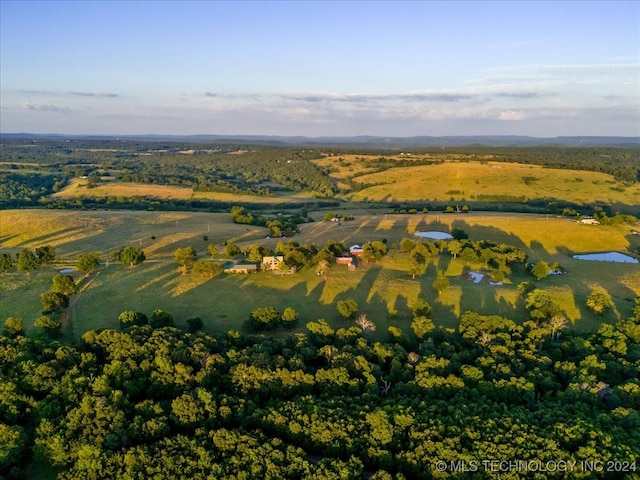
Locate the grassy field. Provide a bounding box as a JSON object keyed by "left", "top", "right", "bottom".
{"left": 320, "top": 157, "right": 639, "bottom": 208}
{"left": 1, "top": 209, "right": 638, "bottom": 338}
{"left": 51, "top": 156, "right": 640, "bottom": 212}
{"left": 0, "top": 209, "right": 267, "bottom": 259}
{"left": 53, "top": 178, "right": 314, "bottom": 204}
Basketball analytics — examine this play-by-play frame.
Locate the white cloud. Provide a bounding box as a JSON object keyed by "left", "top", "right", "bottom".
{"left": 21, "top": 101, "right": 70, "bottom": 113}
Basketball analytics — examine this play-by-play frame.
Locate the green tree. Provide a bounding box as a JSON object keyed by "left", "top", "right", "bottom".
{"left": 432, "top": 274, "right": 449, "bottom": 294}
{"left": 118, "top": 246, "right": 146, "bottom": 267}
{"left": 337, "top": 298, "right": 359, "bottom": 320}
{"left": 451, "top": 228, "right": 468, "bottom": 240}
{"left": 360, "top": 241, "right": 387, "bottom": 264}
{"left": 531, "top": 261, "right": 550, "bottom": 280}
{"left": 174, "top": 246, "right": 197, "bottom": 274}
{"left": 586, "top": 287, "right": 613, "bottom": 315}
{"left": 409, "top": 259, "right": 426, "bottom": 280}
{"left": 150, "top": 309, "right": 175, "bottom": 328}
{"left": 3, "top": 316, "right": 24, "bottom": 337}
{"left": 0, "top": 423, "right": 26, "bottom": 474}
{"left": 34, "top": 314, "right": 61, "bottom": 336}
{"left": 387, "top": 326, "right": 407, "bottom": 344}
{"left": 16, "top": 249, "right": 38, "bottom": 275}
{"left": 35, "top": 245, "right": 55, "bottom": 265}
{"left": 412, "top": 297, "right": 432, "bottom": 318}
{"left": 517, "top": 281, "right": 535, "bottom": 296}
{"left": 0, "top": 252, "right": 15, "bottom": 273}
{"left": 410, "top": 244, "right": 430, "bottom": 264}
{"left": 207, "top": 244, "right": 219, "bottom": 257}
{"left": 491, "top": 269, "right": 505, "bottom": 283}
{"left": 118, "top": 310, "right": 148, "bottom": 329}
{"left": 192, "top": 259, "right": 222, "bottom": 279}
{"left": 281, "top": 307, "right": 299, "bottom": 328}
{"left": 187, "top": 317, "right": 204, "bottom": 332}
{"left": 306, "top": 319, "right": 335, "bottom": 338}
{"left": 399, "top": 238, "right": 415, "bottom": 253}
{"left": 52, "top": 274, "right": 76, "bottom": 296}
{"left": 40, "top": 291, "right": 68, "bottom": 313}
{"left": 411, "top": 315, "right": 435, "bottom": 339}
{"left": 447, "top": 240, "right": 462, "bottom": 258}
{"left": 224, "top": 242, "right": 241, "bottom": 257}
{"left": 246, "top": 244, "right": 270, "bottom": 263}
{"left": 249, "top": 306, "right": 280, "bottom": 330}
{"left": 77, "top": 252, "right": 100, "bottom": 274}
{"left": 460, "top": 246, "right": 479, "bottom": 265}
{"left": 525, "top": 288, "right": 561, "bottom": 321}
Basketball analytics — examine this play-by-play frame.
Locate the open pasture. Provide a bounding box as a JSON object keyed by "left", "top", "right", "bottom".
{"left": 53, "top": 178, "right": 313, "bottom": 204}
{"left": 0, "top": 209, "right": 266, "bottom": 259}
{"left": 342, "top": 160, "right": 640, "bottom": 207}
{"left": 1, "top": 209, "right": 638, "bottom": 337}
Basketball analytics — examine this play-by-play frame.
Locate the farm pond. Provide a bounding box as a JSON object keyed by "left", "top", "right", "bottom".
{"left": 414, "top": 231, "right": 454, "bottom": 240}
{"left": 573, "top": 252, "right": 638, "bottom": 264}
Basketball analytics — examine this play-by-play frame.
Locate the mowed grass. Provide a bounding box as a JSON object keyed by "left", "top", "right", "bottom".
{"left": 0, "top": 209, "right": 268, "bottom": 259}
{"left": 1, "top": 210, "right": 639, "bottom": 337}
{"left": 344, "top": 160, "right": 640, "bottom": 207}
{"left": 53, "top": 178, "right": 312, "bottom": 204}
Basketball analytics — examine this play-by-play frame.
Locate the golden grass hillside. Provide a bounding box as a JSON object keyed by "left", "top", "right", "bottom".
{"left": 339, "top": 160, "right": 639, "bottom": 206}
{"left": 0, "top": 209, "right": 267, "bottom": 259}
{"left": 53, "top": 178, "right": 313, "bottom": 204}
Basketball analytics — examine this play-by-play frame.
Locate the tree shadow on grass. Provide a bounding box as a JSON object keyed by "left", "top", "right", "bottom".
{"left": 529, "top": 240, "right": 551, "bottom": 260}
{"left": 450, "top": 219, "right": 530, "bottom": 253}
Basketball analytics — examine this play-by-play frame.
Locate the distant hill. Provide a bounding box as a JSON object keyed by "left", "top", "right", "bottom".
{"left": 1, "top": 133, "right": 639, "bottom": 148}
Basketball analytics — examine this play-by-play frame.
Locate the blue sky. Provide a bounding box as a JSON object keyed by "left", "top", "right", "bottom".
{"left": 1, "top": 1, "right": 638, "bottom": 137}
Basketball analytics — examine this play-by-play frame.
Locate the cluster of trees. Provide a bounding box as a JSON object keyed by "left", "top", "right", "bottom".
{"left": 174, "top": 246, "right": 223, "bottom": 278}
{"left": 40, "top": 274, "right": 75, "bottom": 315}
{"left": 110, "top": 247, "right": 146, "bottom": 267}
{"left": 399, "top": 236, "right": 527, "bottom": 282}
{"left": 527, "top": 260, "right": 566, "bottom": 280}
{"left": 77, "top": 252, "right": 101, "bottom": 274}
{"left": 495, "top": 146, "right": 640, "bottom": 183}
{"left": 231, "top": 206, "right": 310, "bottom": 238}
{"left": 0, "top": 172, "right": 67, "bottom": 208}
{"left": 2, "top": 295, "right": 638, "bottom": 479}
{"left": 0, "top": 246, "right": 56, "bottom": 275}
{"left": 247, "top": 306, "right": 299, "bottom": 330}
{"left": 221, "top": 238, "right": 350, "bottom": 275}
{"left": 592, "top": 208, "right": 638, "bottom": 226}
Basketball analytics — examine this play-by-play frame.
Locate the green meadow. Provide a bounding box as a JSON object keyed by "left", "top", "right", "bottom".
{"left": 320, "top": 156, "right": 640, "bottom": 209}
{"left": 2, "top": 209, "right": 638, "bottom": 339}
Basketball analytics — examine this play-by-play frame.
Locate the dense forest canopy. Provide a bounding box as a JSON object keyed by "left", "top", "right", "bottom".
{"left": 2, "top": 299, "right": 639, "bottom": 479}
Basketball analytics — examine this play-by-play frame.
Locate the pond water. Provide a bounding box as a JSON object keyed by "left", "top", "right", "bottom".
{"left": 573, "top": 252, "right": 638, "bottom": 264}
{"left": 414, "top": 231, "right": 453, "bottom": 240}
{"left": 462, "top": 271, "right": 503, "bottom": 286}
{"left": 59, "top": 268, "right": 75, "bottom": 274}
